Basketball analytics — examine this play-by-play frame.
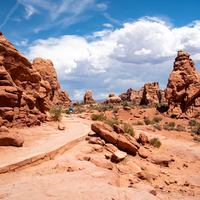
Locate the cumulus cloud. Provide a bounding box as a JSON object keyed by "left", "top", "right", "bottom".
{"left": 26, "top": 17, "right": 200, "bottom": 99}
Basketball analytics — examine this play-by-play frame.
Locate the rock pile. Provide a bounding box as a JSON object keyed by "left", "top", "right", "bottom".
{"left": 91, "top": 122, "right": 140, "bottom": 154}
{"left": 83, "top": 90, "right": 96, "bottom": 104}
{"left": 165, "top": 50, "right": 200, "bottom": 118}
{"left": 0, "top": 32, "right": 71, "bottom": 128}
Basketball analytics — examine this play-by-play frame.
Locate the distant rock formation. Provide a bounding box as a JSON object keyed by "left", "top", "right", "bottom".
{"left": 119, "top": 83, "right": 167, "bottom": 106}
{"left": 0, "top": 32, "right": 71, "bottom": 128}
{"left": 141, "top": 82, "right": 167, "bottom": 106}
{"left": 106, "top": 93, "right": 122, "bottom": 103}
{"left": 83, "top": 90, "right": 96, "bottom": 104}
{"left": 119, "top": 88, "right": 144, "bottom": 104}
{"left": 165, "top": 50, "right": 200, "bottom": 118}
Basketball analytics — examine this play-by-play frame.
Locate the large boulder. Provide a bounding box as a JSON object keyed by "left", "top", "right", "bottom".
{"left": 106, "top": 93, "right": 122, "bottom": 103}
{"left": 0, "top": 32, "right": 72, "bottom": 127}
{"left": 165, "top": 50, "right": 200, "bottom": 118}
{"left": 0, "top": 131, "right": 24, "bottom": 147}
{"left": 83, "top": 90, "right": 96, "bottom": 104}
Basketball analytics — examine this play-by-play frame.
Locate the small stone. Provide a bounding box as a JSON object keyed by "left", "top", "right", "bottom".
{"left": 136, "top": 171, "right": 146, "bottom": 180}
{"left": 165, "top": 180, "right": 170, "bottom": 185}
{"left": 111, "top": 150, "right": 127, "bottom": 162}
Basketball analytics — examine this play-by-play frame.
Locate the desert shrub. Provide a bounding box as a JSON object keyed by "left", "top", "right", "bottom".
{"left": 113, "top": 107, "right": 119, "bottom": 113}
{"left": 176, "top": 124, "right": 186, "bottom": 132}
{"left": 165, "top": 121, "right": 168, "bottom": 124}
{"left": 49, "top": 105, "right": 62, "bottom": 121}
{"left": 97, "top": 106, "right": 108, "bottom": 112}
{"left": 191, "top": 133, "right": 195, "bottom": 137}
{"left": 123, "top": 102, "right": 129, "bottom": 107}
{"left": 141, "top": 105, "right": 147, "bottom": 109}
{"left": 153, "top": 124, "right": 162, "bottom": 131}
{"left": 66, "top": 109, "right": 70, "bottom": 114}
{"left": 155, "top": 111, "right": 159, "bottom": 115}
{"left": 193, "top": 136, "right": 200, "bottom": 142}
{"left": 104, "top": 118, "right": 120, "bottom": 128}
{"left": 107, "top": 103, "right": 114, "bottom": 109}
{"left": 163, "top": 124, "right": 175, "bottom": 131}
{"left": 123, "top": 123, "right": 135, "bottom": 137}
{"left": 150, "top": 138, "right": 162, "bottom": 148}
{"left": 144, "top": 118, "right": 155, "bottom": 125}
{"left": 169, "top": 122, "right": 175, "bottom": 127}
{"left": 191, "top": 125, "right": 200, "bottom": 135}
{"left": 90, "top": 103, "right": 94, "bottom": 107}
{"left": 154, "top": 103, "right": 159, "bottom": 108}
{"left": 189, "top": 119, "right": 199, "bottom": 127}
{"left": 153, "top": 116, "right": 162, "bottom": 123}
{"left": 132, "top": 121, "right": 144, "bottom": 125}
{"left": 91, "top": 113, "right": 105, "bottom": 121}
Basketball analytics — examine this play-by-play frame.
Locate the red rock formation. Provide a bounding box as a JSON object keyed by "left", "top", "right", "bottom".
{"left": 119, "top": 88, "right": 143, "bottom": 104}
{"left": 0, "top": 32, "right": 71, "bottom": 127}
{"left": 165, "top": 50, "right": 200, "bottom": 118}
{"left": 120, "top": 83, "right": 167, "bottom": 106}
{"left": 33, "top": 58, "right": 71, "bottom": 107}
{"left": 83, "top": 90, "right": 96, "bottom": 104}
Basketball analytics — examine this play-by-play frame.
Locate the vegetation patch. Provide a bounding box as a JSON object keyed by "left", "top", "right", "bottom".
{"left": 193, "top": 136, "right": 200, "bottom": 142}
{"left": 169, "top": 122, "right": 175, "bottom": 127}
{"left": 91, "top": 113, "right": 105, "bottom": 121}
{"left": 176, "top": 124, "right": 186, "bottom": 132}
{"left": 49, "top": 105, "right": 62, "bottom": 121}
{"left": 122, "top": 123, "right": 135, "bottom": 137}
{"left": 150, "top": 138, "right": 162, "bottom": 148}
{"left": 144, "top": 118, "right": 155, "bottom": 125}
{"left": 104, "top": 118, "right": 120, "bottom": 128}
{"left": 123, "top": 102, "right": 129, "bottom": 108}
{"left": 132, "top": 121, "right": 144, "bottom": 125}
{"left": 153, "top": 116, "right": 162, "bottom": 123}
{"left": 153, "top": 124, "right": 162, "bottom": 131}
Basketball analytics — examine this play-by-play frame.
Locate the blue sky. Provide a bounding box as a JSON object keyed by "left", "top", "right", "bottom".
{"left": 1, "top": 0, "right": 200, "bottom": 100}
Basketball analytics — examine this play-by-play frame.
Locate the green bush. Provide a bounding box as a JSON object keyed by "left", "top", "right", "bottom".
{"left": 123, "top": 102, "right": 129, "bottom": 107}
{"left": 193, "top": 136, "right": 200, "bottom": 142}
{"left": 153, "top": 124, "right": 162, "bottom": 131}
{"left": 144, "top": 118, "right": 155, "bottom": 125}
{"left": 91, "top": 113, "right": 105, "bottom": 121}
{"left": 132, "top": 121, "right": 144, "bottom": 125}
{"left": 123, "top": 123, "right": 135, "bottom": 137}
{"left": 141, "top": 105, "right": 147, "bottom": 108}
{"left": 49, "top": 105, "right": 62, "bottom": 121}
{"left": 176, "top": 124, "right": 186, "bottom": 132}
{"left": 191, "top": 125, "right": 200, "bottom": 135}
{"left": 107, "top": 103, "right": 114, "bottom": 109}
{"left": 169, "top": 122, "right": 175, "bottom": 127}
{"left": 163, "top": 124, "right": 175, "bottom": 131}
{"left": 113, "top": 107, "right": 119, "bottom": 113}
{"left": 189, "top": 119, "right": 199, "bottom": 127}
{"left": 66, "top": 109, "right": 70, "bottom": 114}
{"left": 150, "top": 138, "right": 162, "bottom": 148}
{"left": 104, "top": 118, "right": 120, "bottom": 128}
{"left": 153, "top": 116, "right": 162, "bottom": 123}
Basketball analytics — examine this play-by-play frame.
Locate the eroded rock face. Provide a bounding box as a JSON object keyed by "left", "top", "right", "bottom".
{"left": 165, "top": 50, "right": 200, "bottom": 118}
{"left": 83, "top": 90, "right": 96, "bottom": 104}
{"left": 0, "top": 32, "right": 71, "bottom": 127}
{"left": 119, "top": 83, "right": 167, "bottom": 106}
{"left": 33, "top": 58, "right": 72, "bottom": 107}
{"left": 141, "top": 82, "right": 167, "bottom": 106}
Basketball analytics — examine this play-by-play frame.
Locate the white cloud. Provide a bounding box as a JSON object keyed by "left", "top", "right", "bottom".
{"left": 103, "top": 23, "right": 113, "bottom": 28}
{"left": 26, "top": 17, "right": 200, "bottom": 99}
{"left": 0, "top": 1, "right": 19, "bottom": 28}
{"left": 134, "top": 48, "right": 152, "bottom": 55}
{"left": 24, "top": 5, "right": 36, "bottom": 19}
{"left": 14, "top": 39, "right": 28, "bottom": 46}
